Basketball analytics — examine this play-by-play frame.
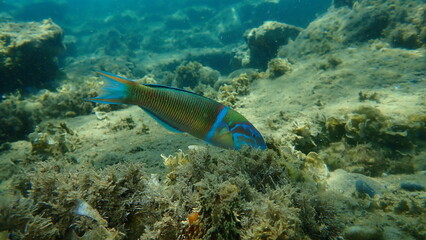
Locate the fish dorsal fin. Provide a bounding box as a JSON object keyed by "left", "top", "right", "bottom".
{"left": 140, "top": 107, "right": 183, "bottom": 133}
{"left": 143, "top": 84, "right": 216, "bottom": 102}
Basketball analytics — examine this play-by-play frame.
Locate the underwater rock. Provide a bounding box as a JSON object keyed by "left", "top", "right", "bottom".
{"left": 278, "top": 7, "right": 349, "bottom": 58}
{"left": 279, "top": 0, "right": 426, "bottom": 59}
{"left": 175, "top": 61, "right": 220, "bottom": 88}
{"left": 326, "top": 169, "right": 383, "bottom": 198}
{"left": 342, "top": 6, "right": 390, "bottom": 43}
{"left": 332, "top": 0, "right": 357, "bottom": 8}
{"left": 0, "top": 19, "right": 65, "bottom": 93}
{"left": 344, "top": 225, "right": 383, "bottom": 240}
{"left": 199, "top": 66, "right": 220, "bottom": 86}
{"left": 385, "top": 22, "right": 425, "bottom": 49}
{"left": 383, "top": 4, "right": 426, "bottom": 49}
{"left": 400, "top": 182, "right": 425, "bottom": 192}
{"left": 244, "top": 21, "right": 302, "bottom": 69}
{"left": 165, "top": 12, "right": 190, "bottom": 29}
{"left": 355, "top": 180, "right": 376, "bottom": 197}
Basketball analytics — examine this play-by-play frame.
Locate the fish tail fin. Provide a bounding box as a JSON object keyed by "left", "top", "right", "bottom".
{"left": 86, "top": 71, "right": 138, "bottom": 104}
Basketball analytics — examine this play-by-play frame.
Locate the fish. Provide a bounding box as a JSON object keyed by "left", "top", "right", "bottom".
{"left": 87, "top": 71, "right": 266, "bottom": 150}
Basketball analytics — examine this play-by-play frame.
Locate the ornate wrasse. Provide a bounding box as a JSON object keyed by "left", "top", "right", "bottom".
{"left": 87, "top": 71, "right": 266, "bottom": 150}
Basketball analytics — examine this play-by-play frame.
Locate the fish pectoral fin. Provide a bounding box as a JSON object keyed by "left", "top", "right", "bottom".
{"left": 141, "top": 107, "right": 183, "bottom": 133}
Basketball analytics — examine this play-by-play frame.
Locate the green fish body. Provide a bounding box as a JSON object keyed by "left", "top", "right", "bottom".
{"left": 88, "top": 71, "right": 266, "bottom": 150}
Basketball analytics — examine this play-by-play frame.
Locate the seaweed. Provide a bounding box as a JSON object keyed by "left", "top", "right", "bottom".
{"left": 265, "top": 58, "right": 293, "bottom": 78}
{"left": 28, "top": 122, "right": 80, "bottom": 159}
{"left": 0, "top": 82, "right": 95, "bottom": 144}
{"left": 151, "top": 147, "right": 340, "bottom": 240}
{"left": 271, "top": 105, "right": 426, "bottom": 176}
{"left": 217, "top": 73, "right": 251, "bottom": 108}
{"left": 2, "top": 160, "right": 149, "bottom": 239}
{"left": 317, "top": 106, "right": 423, "bottom": 175}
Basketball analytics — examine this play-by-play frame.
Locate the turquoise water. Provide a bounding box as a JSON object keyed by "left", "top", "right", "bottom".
{"left": 0, "top": 0, "right": 425, "bottom": 239}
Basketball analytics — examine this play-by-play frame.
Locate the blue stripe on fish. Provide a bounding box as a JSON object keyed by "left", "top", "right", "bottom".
{"left": 205, "top": 106, "right": 229, "bottom": 142}
{"left": 233, "top": 133, "right": 253, "bottom": 149}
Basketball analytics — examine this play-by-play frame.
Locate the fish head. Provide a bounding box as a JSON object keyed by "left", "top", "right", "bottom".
{"left": 206, "top": 107, "right": 266, "bottom": 150}
{"left": 229, "top": 121, "right": 266, "bottom": 150}
{"left": 208, "top": 120, "right": 266, "bottom": 150}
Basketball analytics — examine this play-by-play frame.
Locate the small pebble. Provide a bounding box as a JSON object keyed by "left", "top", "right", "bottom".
{"left": 355, "top": 180, "right": 376, "bottom": 197}
{"left": 400, "top": 182, "right": 425, "bottom": 192}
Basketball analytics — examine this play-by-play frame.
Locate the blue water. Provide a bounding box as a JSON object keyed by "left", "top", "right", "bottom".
{"left": 1, "top": 0, "right": 331, "bottom": 55}
{"left": 5, "top": 0, "right": 331, "bottom": 26}
{"left": 1, "top": 1, "right": 425, "bottom": 240}
{"left": 0, "top": 0, "right": 331, "bottom": 93}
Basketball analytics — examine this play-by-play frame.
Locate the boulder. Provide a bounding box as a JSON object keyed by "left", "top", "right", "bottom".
{"left": 244, "top": 21, "right": 302, "bottom": 69}
{"left": 0, "top": 19, "right": 65, "bottom": 94}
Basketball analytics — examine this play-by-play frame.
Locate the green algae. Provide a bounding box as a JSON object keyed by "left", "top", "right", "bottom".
{"left": 0, "top": 146, "right": 341, "bottom": 240}
{"left": 0, "top": 83, "right": 95, "bottom": 144}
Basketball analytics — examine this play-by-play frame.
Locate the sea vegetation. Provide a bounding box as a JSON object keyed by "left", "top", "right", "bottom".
{"left": 0, "top": 145, "right": 342, "bottom": 240}
{"left": 28, "top": 122, "right": 80, "bottom": 159}
{"left": 145, "top": 147, "right": 341, "bottom": 240}
{"left": 283, "top": 106, "right": 425, "bottom": 176}
{"left": 1, "top": 160, "right": 145, "bottom": 239}
{"left": 269, "top": 104, "right": 426, "bottom": 239}
{"left": 0, "top": 83, "right": 96, "bottom": 144}
{"left": 0, "top": 81, "right": 98, "bottom": 144}
{"left": 267, "top": 103, "right": 425, "bottom": 178}
{"left": 265, "top": 58, "right": 293, "bottom": 78}
{"left": 217, "top": 73, "right": 252, "bottom": 108}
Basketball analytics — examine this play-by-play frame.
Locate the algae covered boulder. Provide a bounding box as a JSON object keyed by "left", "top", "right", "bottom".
{"left": 244, "top": 21, "right": 302, "bottom": 69}
{"left": 279, "top": 0, "right": 426, "bottom": 59}
{"left": 0, "top": 19, "right": 65, "bottom": 94}
{"left": 174, "top": 61, "right": 220, "bottom": 88}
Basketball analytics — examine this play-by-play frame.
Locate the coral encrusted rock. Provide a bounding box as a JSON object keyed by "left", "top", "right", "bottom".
{"left": 244, "top": 21, "right": 302, "bottom": 69}
{"left": 0, "top": 19, "right": 65, "bottom": 94}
